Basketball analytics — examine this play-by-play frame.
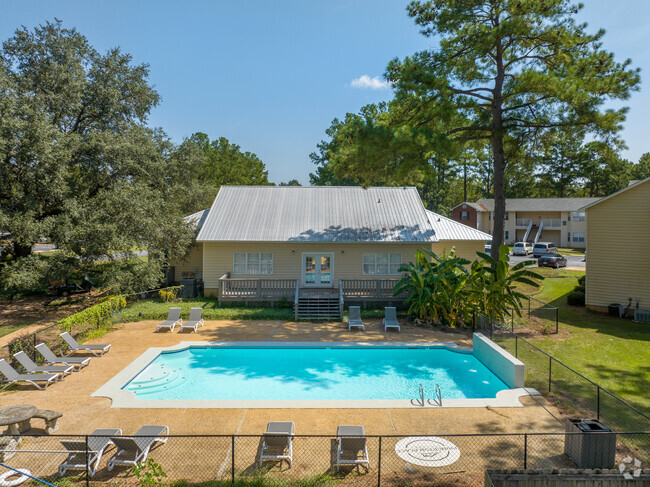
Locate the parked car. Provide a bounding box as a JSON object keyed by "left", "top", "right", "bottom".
{"left": 537, "top": 251, "right": 567, "bottom": 269}
{"left": 533, "top": 242, "right": 558, "bottom": 257}
{"left": 484, "top": 242, "right": 492, "bottom": 253}
{"left": 512, "top": 242, "right": 533, "bottom": 255}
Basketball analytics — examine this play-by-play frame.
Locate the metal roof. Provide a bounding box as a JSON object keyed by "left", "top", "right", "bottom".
{"left": 476, "top": 197, "right": 601, "bottom": 212}
{"left": 184, "top": 208, "right": 210, "bottom": 235}
{"left": 426, "top": 211, "right": 492, "bottom": 241}
{"left": 196, "top": 186, "right": 437, "bottom": 243}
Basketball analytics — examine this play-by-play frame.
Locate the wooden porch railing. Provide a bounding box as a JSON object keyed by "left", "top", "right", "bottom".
{"left": 219, "top": 275, "right": 297, "bottom": 299}
{"left": 340, "top": 279, "right": 405, "bottom": 299}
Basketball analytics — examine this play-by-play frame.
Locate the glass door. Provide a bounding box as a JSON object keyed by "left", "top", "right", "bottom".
{"left": 302, "top": 253, "right": 333, "bottom": 286}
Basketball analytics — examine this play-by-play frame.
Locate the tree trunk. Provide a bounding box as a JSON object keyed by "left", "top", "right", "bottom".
{"left": 491, "top": 133, "right": 506, "bottom": 259}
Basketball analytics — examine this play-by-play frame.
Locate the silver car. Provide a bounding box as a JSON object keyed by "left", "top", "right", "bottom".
{"left": 512, "top": 242, "right": 533, "bottom": 255}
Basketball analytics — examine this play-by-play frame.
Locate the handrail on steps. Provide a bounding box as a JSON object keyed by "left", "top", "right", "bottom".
{"left": 294, "top": 279, "right": 300, "bottom": 321}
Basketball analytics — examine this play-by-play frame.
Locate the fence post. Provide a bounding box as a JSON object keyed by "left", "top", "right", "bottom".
{"left": 231, "top": 435, "right": 235, "bottom": 485}
{"left": 85, "top": 435, "right": 90, "bottom": 486}
{"left": 523, "top": 434, "right": 528, "bottom": 469}
{"left": 472, "top": 311, "right": 476, "bottom": 333}
{"left": 377, "top": 436, "right": 382, "bottom": 487}
{"left": 548, "top": 357, "right": 552, "bottom": 393}
{"left": 511, "top": 308, "right": 514, "bottom": 332}
{"left": 32, "top": 332, "right": 37, "bottom": 361}
{"left": 555, "top": 307, "right": 559, "bottom": 334}
{"left": 515, "top": 335, "right": 518, "bottom": 358}
{"left": 597, "top": 385, "right": 600, "bottom": 420}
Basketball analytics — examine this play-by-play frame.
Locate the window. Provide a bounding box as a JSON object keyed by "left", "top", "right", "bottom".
{"left": 568, "top": 232, "right": 571, "bottom": 242}
{"left": 572, "top": 233, "right": 585, "bottom": 242}
{"left": 505, "top": 212, "right": 509, "bottom": 220}
{"left": 233, "top": 252, "right": 273, "bottom": 275}
{"left": 363, "top": 253, "right": 402, "bottom": 275}
{"left": 505, "top": 231, "right": 509, "bottom": 241}
{"left": 572, "top": 212, "right": 586, "bottom": 222}
{"left": 461, "top": 211, "right": 469, "bottom": 221}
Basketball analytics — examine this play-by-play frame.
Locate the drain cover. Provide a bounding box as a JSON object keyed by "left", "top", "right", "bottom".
{"left": 394, "top": 436, "right": 460, "bottom": 467}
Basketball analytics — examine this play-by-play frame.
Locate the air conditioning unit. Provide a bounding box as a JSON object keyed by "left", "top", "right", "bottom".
{"left": 633, "top": 308, "right": 650, "bottom": 324}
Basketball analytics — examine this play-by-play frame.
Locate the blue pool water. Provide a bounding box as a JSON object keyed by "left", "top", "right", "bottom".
{"left": 123, "top": 347, "right": 509, "bottom": 401}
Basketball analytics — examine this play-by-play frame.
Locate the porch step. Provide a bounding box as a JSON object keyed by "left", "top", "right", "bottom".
{"left": 296, "top": 296, "right": 340, "bottom": 321}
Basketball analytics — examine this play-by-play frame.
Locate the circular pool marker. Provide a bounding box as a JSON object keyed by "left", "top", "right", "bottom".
{"left": 394, "top": 436, "right": 460, "bottom": 467}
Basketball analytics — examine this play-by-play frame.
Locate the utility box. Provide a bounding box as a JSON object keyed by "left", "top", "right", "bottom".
{"left": 180, "top": 278, "right": 197, "bottom": 299}
{"left": 564, "top": 419, "right": 616, "bottom": 469}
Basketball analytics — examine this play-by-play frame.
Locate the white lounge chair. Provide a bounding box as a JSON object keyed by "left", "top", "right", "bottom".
{"left": 60, "top": 332, "right": 111, "bottom": 356}
{"left": 383, "top": 307, "right": 400, "bottom": 332}
{"left": 58, "top": 428, "right": 122, "bottom": 477}
{"left": 179, "top": 307, "right": 204, "bottom": 333}
{"left": 259, "top": 421, "right": 294, "bottom": 467}
{"left": 335, "top": 425, "right": 370, "bottom": 472}
{"left": 13, "top": 351, "right": 74, "bottom": 377}
{"left": 36, "top": 343, "right": 91, "bottom": 369}
{"left": 156, "top": 307, "right": 182, "bottom": 332}
{"left": 107, "top": 425, "right": 169, "bottom": 470}
{"left": 347, "top": 306, "right": 364, "bottom": 330}
{"left": 0, "top": 359, "right": 58, "bottom": 390}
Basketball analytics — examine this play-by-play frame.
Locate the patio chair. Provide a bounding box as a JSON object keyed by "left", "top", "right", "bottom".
{"left": 179, "top": 307, "right": 204, "bottom": 333}
{"left": 156, "top": 307, "right": 182, "bottom": 332}
{"left": 58, "top": 428, "right": 122, "bottom": 477}
{"left": 35, "top": 343, "right": 91, "bottom": 369}
{"left": 106, "top": 425, "right": 169, "bottom": 470}
{"left": 60, "top": 332, "right": 111, "bottom": 356}
{"left": 383, "top": 307, "right": 400, "bottom": 332}
{"left": 259, "top": 421, "right": 294, "bottom": 467}
{"left": 335, "top": 425, "right": 369, "bottom": 472}
{"left": 13, "top": 351, "right": 74, "bottom": 377}
{"left": 0, "top": 359, "right": 58, "bottom": 390}
{"left": 347, "top": 306, "right": 364, "bottom": 330}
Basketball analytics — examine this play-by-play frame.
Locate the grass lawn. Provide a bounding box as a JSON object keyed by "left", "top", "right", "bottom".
{"left": 117, "top": 297, "right": 295, "bottom": 322}
{"left": 0, "top": 322, "right": 35, "bottom": 338}
{"left": 522, "top": 268, "right": 650, "bottom": 418}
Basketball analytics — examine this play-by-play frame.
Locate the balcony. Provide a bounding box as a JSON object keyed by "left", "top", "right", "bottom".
{"left": 516, "top": 219, "right": 532, "bottom": 227}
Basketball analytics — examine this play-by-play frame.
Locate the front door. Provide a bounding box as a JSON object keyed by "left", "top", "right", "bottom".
{"left": 302, "top": 253, "right": 333, "bottom": 287}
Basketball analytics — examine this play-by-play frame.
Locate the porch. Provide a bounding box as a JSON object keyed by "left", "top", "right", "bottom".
{"left": 217, "top": 275, "right": 407, "bottom": 320}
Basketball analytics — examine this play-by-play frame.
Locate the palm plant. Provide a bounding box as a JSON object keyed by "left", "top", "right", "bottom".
{"left": 470, "top": 245, "right": 542, "bottom": 322}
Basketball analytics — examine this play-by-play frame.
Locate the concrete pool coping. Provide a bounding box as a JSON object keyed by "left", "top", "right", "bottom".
{"left": 92, "top": 340, "right": 540, "bottom": 409}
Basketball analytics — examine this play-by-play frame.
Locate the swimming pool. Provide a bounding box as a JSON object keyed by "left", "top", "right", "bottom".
{"left": 93, "top": 340, "right": 531, "bottom": 408}
{"left": 124, "top": 346, "right": 507, "bottom": 401}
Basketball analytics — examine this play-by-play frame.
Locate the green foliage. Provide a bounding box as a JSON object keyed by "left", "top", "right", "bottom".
{"left": 169, "top": 474, "right": 336, "bottom": 487}
{"left": 0, "top": 20, "right": 202, "bottom": 294}
{"left": 133, "top": 459, "right": 167, "bottom": 487}
{"left": 395, "top": 245, "right": 541, "bottom": 326}
{"left": 116, "top": 298, "right": 294, "bottom": 322}
{"left": 566, "top": 289, "right": 585, "bottom": 306}
{"left": 186, "top": 133, "right": 270, "bottom": 196}
{"left": 159, "top": 286, "right": 182, "bottom": 302}
{"left": 58, "top": 295, "right": 126, "bottom": 332}
{"left": 8, "top": 334, "right": 37, "bottom": 369}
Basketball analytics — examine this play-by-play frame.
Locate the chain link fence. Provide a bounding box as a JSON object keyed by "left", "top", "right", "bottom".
{"left": 1, "top": 432, "right": 647, "bottom": 486}
{"left": 476, "top": 315, "right": 650, "bottom": 435}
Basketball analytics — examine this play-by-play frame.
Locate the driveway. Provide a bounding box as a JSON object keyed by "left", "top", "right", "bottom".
{"left": 509, "top": 253, "right": 585, "bottom": 268}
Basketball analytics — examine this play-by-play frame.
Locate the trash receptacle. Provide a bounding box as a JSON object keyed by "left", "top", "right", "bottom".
{"left": 608, "top": 304, "right": 623, "bottom": 317}
{"left": 180, "top": 278, "right": 197, "bottom": 299}
{"left": 564, "top": 419, "right": 616, "bottom": 468}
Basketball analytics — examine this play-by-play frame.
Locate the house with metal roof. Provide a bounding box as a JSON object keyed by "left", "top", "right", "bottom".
{"left": 452, "top": 197, "right": 600, "bottom": 248}
{"left": 169, "top": 186, "right": 491, "bottom": 319}
{"left": 581, "top": 178, "right": 650, "bottom": 315}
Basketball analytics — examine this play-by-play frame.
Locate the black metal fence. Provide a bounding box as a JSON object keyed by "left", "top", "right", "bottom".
{"left": 476, "top": 314, "right": 650, "bottom": 434}
{"left": 1, "top": 431, "right": 648, "bottom": 486}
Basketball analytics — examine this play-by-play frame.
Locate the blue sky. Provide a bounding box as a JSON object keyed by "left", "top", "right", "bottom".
{"left": 2, "top": 1, "right": 648, "bottom": 184}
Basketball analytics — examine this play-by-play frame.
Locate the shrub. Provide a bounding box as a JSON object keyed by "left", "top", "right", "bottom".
{"left": 567, "top": 289, "right": 585, "bottom": 306}
{"left": 58, "top": 295, "right": 126, "bottom": 332}
{"left": 158, "top": 286, "right": 181, "bottom": 302}
{"left": 8, "top": 334, "right": 36, "bottom": 369}
{"left": 578, "top": 275, "right": 586, "bottom": 287}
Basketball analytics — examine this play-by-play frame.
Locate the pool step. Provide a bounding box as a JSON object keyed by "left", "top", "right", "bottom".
{"left": 296, "top": 296, "right": 340, "bottom": 321}
{"left": 126, "top": 364, "right": 188, "bottom": 395}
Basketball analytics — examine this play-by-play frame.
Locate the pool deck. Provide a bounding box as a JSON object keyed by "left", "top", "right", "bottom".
{"left": 0, "top": 319, "right": 566, "bottom": 435}
{"left": 0, "top": 319, "right": 571, "bottom": 483}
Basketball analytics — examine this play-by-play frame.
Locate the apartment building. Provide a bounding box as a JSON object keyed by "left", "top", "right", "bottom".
{"left": 451, "top": 197, "right": 601, "bottom": 248}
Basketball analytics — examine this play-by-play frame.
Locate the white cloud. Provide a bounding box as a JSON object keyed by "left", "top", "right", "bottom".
{"left": 350, "top": 75, "right": 390, "bottom": 90}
